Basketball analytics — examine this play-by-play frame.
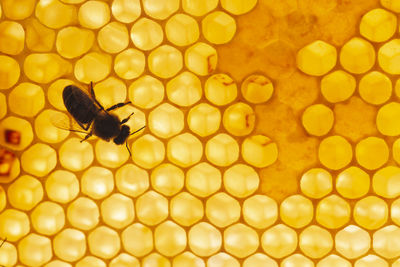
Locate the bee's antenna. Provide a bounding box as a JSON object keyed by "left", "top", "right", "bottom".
{"left": 0, "top": 237, "right": 6, "bottom": 248}
{"left": 130, "top": 125, "right": 146, "bottom": 136}
{"left": 126, "top": 141, "right": 131, "bottom": 157}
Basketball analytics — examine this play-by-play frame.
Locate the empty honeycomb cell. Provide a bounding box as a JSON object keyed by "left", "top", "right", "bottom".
{"left": 21, "top": 143, "right": 57, "bottom": 177}
{"left": 18, "top": 233, "right": 52, "bottom": 266}
{"left": 45, "top": 170, "right": 78, "bottom": 204}
{"left": 167, "top": 71, "right": 202, "bottom": 107}
{"left": 281, "top": 254, "right": 314, "bottom": 267}
{"left": 261, "top": 224, "right": 297, "bottom": 258}
{"left": 224, "top": 223, "right": 259, "bottom": 258}
{"left": 220, "top": 0, "right": 257, "bottom": 15}
{"left": 299, "top": 225, "right": 333, "bottom": 259}
{"left": 154, "top": 221, "right": 186, "bottom": 257}
{"left": 392, "top": 198, "right": 400, "bottom": 226}
{"left": 151, "top": 163, "right": 184, "bottom": 196}
{"left": 149, "top": 103, "right": 184, "bottom": 138}
{"left": 173, "top": 252, "right": 204, "bottom": 267}
{"left": 223, "top": 164, "right": 259, "bottom": 198}
{"left": 88, "top": 226, "right": 120, "bottom": 259}
{"left": 53, "top": 228, "right": 86, "bottom": 262}
{"left": 95, "top": 140, "right": 129, "bottom": 168}
{"left": 335, "top": 225, "right": 371, "bottom": 259}
{"left": 336, "top": 166, "right": 370, "bottom": 199}
{"left": 35, "top": 0, "right": 77, "bottom": 29}
{"left": 202, "top": 11, "right": 236, "bottom": 45}
{"left": 296, "top": 40, "right": 337, "bottom": 76}
{"left": 242, "top": 135, "right": 278, "bottom": 168}
{"left": 110, "top": 253, "right": 140, "bottom": 267}
{"left": 122, "top": 223, "right": 153, "bottom": 257}
{"left": 204, "top": 73, "right": 237, "bottom": 106}
{"left": 135, "top": 190, "right": 168, "bottom": 225}
{"left": 206, "top": 192, "right": 240, "bottom": 227}
{"left": 142, "top": 253, "right": 170, "bottom": 267}
{"left": 0, "top": 241, "right": 17, "bottom": 266}
{"left": 316, "top": 195, "right": 350, "bottom": 229}
{"left": 0, "top": 21, "right": 24, "bottom": 55}
{"left": 243, "top": 195, "right": 277, "bottom": 229}
{"left": 47, "top": 79, "right": 75, "bottom": 111}
{"left": 2, "top": 0, "right": 35, "bottom": 20}
{"left": 377, "top": 102, "right": 400, "bottom": 136}
{"left": 166, "top": 14, "right": 199, "bottom": 46}
{"left": 170, "top": 192, "right": 203, "bottom": 226}
{"left": 111, "top": 0, "right": 141, "bottom": 23}
{"left": 243, "top": 253, "right": 278, "bottom": 267}
{"left": 318, "top": 135, "right": 352, "bottom": 170}
{"left": 115, "top": 164, "right": 149, "bottom": 197}
{"left": 208, "top": 253, "right": 240, "bottom": 267}
{"left": 186, "top": 162, "right": 221, "bottom": 197}
{"left": 280, "top": 194, "right": 313, "bottom": 228}
{"left": 0, "top": 116, "right": 33, "bottom": 151}
{"left": 182, "top": 0, "right": 218, "bottom": 16}
{"left": 0, "top": 55, "right": 20, "bottom": 89}
{"left": 355, "top": 255, "right": 388, "bottom": 267}
{"left": 148, "top": 45, "right": 182, "bottom": 79}
{"left": 241, "top": 74, "right": 274, "bottom": 104}
{"left": 300, "top": 168, "right": 332, "bottom": 199}
{"left": 76, "top": 256, "right": 106, "bottom": 267}
{"left": 373, "top": 166, "right": 400, "bottom": 198}
{"left": 360, "top": 8, "right": 397, "bottom": 42}
{"left": 74, "top": 52, "right": 111, "bottom": 83}
{"left": 317, "top": 255, "right": 351, "bottom": 267}
{"left": 321, "top": 70, "right": 356, "bottom": 103}
{"left": 340, "top": 37, "right": 375, "bottom": 74}
{"left": 67, "top": 197, "right": 99, "bottom": 230}
{"left": 101, "top": 193, "right": 134, "bottom": 229}
{"left": 359, "top": 71, "right": 392, "bottom": 105}
{"left": 185, "top": 42, "right": 217, "bottom": 76}
{"left": 35, "top": 110, "right": 70, "bottom": 143}
{"left": 130, "top": 18, "right": 163, "bottom": 51}
{"left": 0, "top": 209, "right": 29, "bottom": 242}
{"left": 355, "top": 137, "right": 389, "bottom": 170}
{"left": 7, "top": 175, "right": 43, "bottom": 210}
{"left": 223, "top": 102, "right": 255, "bottom": 136}
{"left": 0, "top": 93, "right": 6, "bottom": 119}
{"left": 81, "top": 166, "right": 114, "bottom": 199}
{"left": 167, "top": 133, "right": 203, "bottom": 167}
{"left": 142, "top": 0, "right": 179, "bottom": 20}
{"left": 8, "top": 82, "right": 45, "bottom": 117}
{"left": 188, "top": 103, "right": 221, "bottom": 137}
{"left": 114, "top": 48, "right": 145, "bottom": 80}
{"left": 25, "top": 18, "right": 56, "bottom": 52}
{"left": 373, "top": 225, "right": 400, "bottom": 258}
{"left": 78, "top": 0, "right": 110, "bottom": 29}
{"left": 128, "top": 75, "right": 164, "bottom": 109}
{"left": 131, "top": 134, "right": 165, "bottom": 169}
{"left": 31, "top": 201, "right": 65, "bottom": 235}
{"left": 56, "top": 26, "right": 94, "bottom": 59}
{"left": 98, "top": 22, "right": 129, "bottom": 54}
{"left": 381, "top": 0, "right": 400, "bottom": 12}
{"left": 188, "top": 222, "right": 222, "bottom": 257}
{"left": 59, "top": 138, "right": 93, "bottom": 171}
{"left": 206, "top": 133, "right": 239, "bottom": 167}
{"left": 302, "top": 104, "right": 334, "bottom": 136}
{"left": 378, "top": 39, "right": 400, "bottom": 74}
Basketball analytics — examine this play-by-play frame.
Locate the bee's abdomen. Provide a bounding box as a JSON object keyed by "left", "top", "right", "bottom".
{"left": 63, "top": 85, "right": 98, "bottom": 124}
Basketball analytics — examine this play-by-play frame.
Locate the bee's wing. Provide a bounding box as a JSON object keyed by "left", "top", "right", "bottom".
{"left": 50, "top": 111, "right": 89, "bottom": 134}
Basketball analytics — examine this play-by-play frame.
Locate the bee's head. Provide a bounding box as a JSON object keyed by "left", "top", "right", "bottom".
{"left": 114, "top": 125, "right": 130, "bottom": 145}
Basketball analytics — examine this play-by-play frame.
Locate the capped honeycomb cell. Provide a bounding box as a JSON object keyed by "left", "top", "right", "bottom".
{"left": 220, "top": 0, "right": 257, "bottom": 15}
{"left": 45, "top": 170, "right": 78, "bottom": 204}
{"left": 300, "top": 168, "right": 332, "bottom": 199}
{"left": 223, "top": 164, "right": 259, "bottom": 198}
{"left": 202, "top": 11, "right": 236, "bottom": 45}
{"left": 359, "top": 71, "right": 392, "bottom": 105}
{"left": 377, "top": 102, "right": 400, "bottom": 136}
{"left": 167, "top": 133, "right": 203, "bottom": 167}
{"left": 0, "top": 116, "right": 33, "bottom": 151}
{"left": 170, "top": 192, "right": 203, "bottom": 226}
{"left": 243, "top": 253, "right": 278, "bottom": 267}
{"left": 223, "top": 102, "right": 255, "bottom": 136}
{"left": 149, "top": 103, "right": 184, "bottom": 138}
{"left": 115, "top": 164, "right": 149, "bottom": 197}
{"left": 0, "top": 21, "right": 25, "bottom": 55}
{"left": 378, "top": 39, "right": 400, "bottom": 74}
{"left": 95, "top": 139, "right": 129, "bottom": 168}
{"left": 110, "top": 253, "right": 140, "bottom": 267}
{"left": 204, "top": 74, "right": 237, "bottom": 106}
{"left": 188, "top": 103, "right": 221, "bottom": 137}
{"left": 78, "top": 0, "right": 110, "bottom": 29}
{"left": 243, "top": 194, "right": 277, "bottom": 229}
{"left": 280, "top": 194, "right": 313, "bottom": 228}
{"left": 74, "top": 52, "right": 111, "bottom": 83}
{"left": 206, "top": 133, "right": 239, "bottom": 167}
{"left": 76, "top": 256, "right": 106, "bottom": 267}
{"left": 340, "top": 37, "right": 375, "bottom": 74}
{"left": 317, "top": 255, "right": 351, "bottom": 267}
{"left": 130, "top": 18, "right": 163, "bottom": 51}
{"left": 135, "top": 190, "right": 168, "bottom": 225}
{"left": 299, "top": 225, "right": 333, "bottom": 259}
{"left": 321, "top": 70, "right": 356, "bottom": 103}
{"left": 166, "top": 14, "right": 199, "bottom": 46}
{"left": 182, "top": 0, "right": 218, "bottom": 16}
{"left": 122, "top": 223, "right": 153, "bottom": 257}
{"left": 261, "top": 224, "right": 297, "bottom": 258}
{"left": 8, "top": 82, "right": 45, "bottom": 117}
{"left": 7, "top": 175, "right": 43, "bottom": 210}
{"left": 111, "top": 0, "right": 141, "bottom": 23}
{"left": 18, "top": 233, "right": 52, "bottom": 266}
{"left": 302, "top": 104, "right": 334, "bottom": 136}
{"left": 21, "top": 143, "right": 57, "bottom": 177}
{"left": 142, "top": 253, "right": 170, "bottom": 267}
{"left": 2, "top": 0, "right": 35, "bottom": 20}
{"left": 354, "top": 255, "right": 388, "bottom": 267}
{"left": 185, "top": 42, "right": 217, "bottom": 76}
{"left": 25, "top": 18, "right": 56, "bottom": 52}
{"left": 81, "top": 166, "right": 114, "bottom": 200}
{"left": 381, "top": 0, "right": 400, "bottom": 12}
{"left": 173, "top": 252, "right": 204, "bottom": 267}
{"left": 56, "top": 26, "right": 94, "bottom": 59}
{"left": 188, "top": 222, "right": 222, "bottom": 257}
{"left": 59, "top": 138, "right": 93, "bottom": 171}
{"left": 208, "top": 253, "right": 240, "bottom": 267}
{"left": 241, "top": 74, "right": 274, "bottom": 104}
{"left": 206, "top": 192, "right": 240, "bottom": 227}
{"left": 281, "top": 254, "right": 314, "bottom": 267}
{"left": 0, "top": 241, "right": 17, "bottom": 266}
{"left": 128, "top": 75, "right": 164, "bottom": 109}
{"left": 98, "top": 22, "right": 129, "bottom": 54}
{"left": 31, "top": 201, "right": 65, "bottom": 235}
{"left": 336, "top": 166, "right": 370, "bottom": 199}
{"left": 224, "top": 223, "right": 259, "bottom": 258}
{"left": 242, "top": 135, "right": 278, "bottom": 168}
{"left": 318, "top": 135, "right": 352, "bottom": 170}
{"left": 373, "top": 166, "right": 400, "bottom": 198}
{"left": 53, "top": 228, "right": 86, "bottom": 262}
{"left": 131, "top": 134, "right": 165, "bottom": 169}
{"left": 316, "top": 195, "right": 350, "bottom": 229}
{"left": 88, "top": 226, "right": 120, "bottom": 259}
{"left": 186, "top": 162, "right": 221, "bottom": 197}
{"left": 151, "top": 163, "right": 184, "bottom": 196}
{"left": 373, "top": 225, "right": 400, "bottom": 258}
{"left": 101, "top": 193, "right": 134, "bottom": 229}
{"left": 297, "top": 40, "right": 337, "bottom": 76}
{"left": 0, "top": 55, "right": 20, "bottom": 89}
{"left": 355, "top": 137, "right": 388, "bottom": 170}
{"left": 360, "top": 8, "right": 397, "bottom": 42}
{"left": 114, "top": 48, "right": 145, "bottom": 80}
{"left": 148, "top": 45, "right": 182, "bottom": 79}
{"left": 0, "top": 93, "right": 6, "bottom": 119}
{"left": 142, "top": 0, "right": 179, "bottom": 20}
{"left": 35, "top": 0, "right": 77, "bottom": 29}
{"left": 335, "top": 225, "right": 370, "bottom": 259}
{"left": 155, "top": 221, "right": 186, "bottom": 257}
{"left": 0, "top": 209, "right": 30, "bottom": 242}
{"left": 67, "top": 197, "right": 99, "bottom": 230}
{"left": 35, "top": 110, "right": 70, "bottom": 143}
{"left": 167, "top": 71, "right": 202, "bottom": 107}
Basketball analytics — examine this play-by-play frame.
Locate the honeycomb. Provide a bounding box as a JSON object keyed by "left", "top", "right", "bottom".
{"left": 2, "top": 0, "right": 400, "bottom": 266}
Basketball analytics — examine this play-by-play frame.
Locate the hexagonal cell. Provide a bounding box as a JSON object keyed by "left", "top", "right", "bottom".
{"left": 95, "top": 139, "right": 129, "bottom": 169}
{"left": 335, "top": 225, "right": 370, "bottom": 259}
{"left": 0, "top": 148, "right": 19, "bottom": 184}
{"left": 0, "top": 116, "right": 33, "bottom": 151}
{"left": 261, "top": 224, "right": 297, "bottom": 258}
{"left": 299, "top": 225, "right": 333, "bottom": 259}
{"left": 336, "top": 166, "right": 370, "bottom": 199}
{"left": 56, "top": 26, "right": 94, "bottom": 58}
{"left": 381, "top": 0, "right": 400, "bottom": 12}
{"left": 35, "top": 110, "right": 70, "bottom": 143}
{"left": 115, "top": 164, "right": 149, "bottom": 197}
{"left": 223, "top": 164, "right": 259, "bottom": 198}
{"left": 135, "top": 191, "right": 168, "bottom": 226}
{"left": 76, "top": 256, "right": 106, "bottom": 267}
{"left": 243, "top": 195, "right": 277, "bottom": 229}
{"left": 53, "top": 228, "right": 86, "bottom": 262}
{"left": 373, "top": 166, "right": 400, "bottom": 198}
{"left": 243, "top": 253, "right": 277, "bottom": 267}
{"left": 220, "top": 0, "right": 257, "bottom": 15}
{"left": 170, "top": 192, "right": 203, "bottom": 226}
{"left": 280, "top": 194, "right": 313, "bottom": 228}
{"left": 166, "top": 14, "right": 199, "bottom": 46}
{"left": 101, "top": 193, "right": 134, "bottom": 229}
{"left": 340, "top": 37, "right": 375, "bottom": 74}
{"left": 317, "top": 255, "right": 351, "bottom": 267}
{"left": 355, "top": 136, "right": 389, "bottom": 170}
{"left": 202, "top": 11, "right": 236, "bottom": 44}
{"left": 21, "top": 143, "right": 57, "bottom": 177}
{"left": 281, "top": 254, "right": 314, "bottom": 267}
{"left": 208, "top": 253, "right": 239, "bottom": 267}
{"left": 67, "top": 197, "right": 99, "bottom": 231}
{"left": 98, "top": 22, "right": 128, "bottom": 54}
{"left": 0, "top": 209, "right": 30, "bottom": 241}
{"left": 88, "top": 226, "right": 120, "bottom": 259}
{"left": 148, "top": 103, "right": 184, "bottom": 138}
{"left": 297, "top": 40, "right": 337, "bottom": 76}
{"left": 223, "top": 102, "right": 255, "bottom": 136}
{"left": 31, "top": 201, "right": 65, "bottom": 235}
{"left": 78, "top": 0, "right": 110, "bottom": 29}
{"left": 188, "top": 103, "right": 221, "bottom": 137}
{"left": 166, "top": 71, "right": 202, "bottom": 107}
{"left": 206, "top": 192, "right": 240, "bottom": 227}
{"left": 74, "top": 52, "right": 111, "bottom": 83}
{"left": 59, "top": 138, "right": 94, "bottom": 171}
{"left": 172, "top": 252, "right": 204, "bottom": 267}
{"left": 111, "top": 0, "right": 141, "bottom": 23}
{"left": 151, "top": 163, "right": 184, "bottom": 196}
{"left": 142, "top": 253, "right": 170, "bottom": 267}
{"left": 372, "top": 225, "right": 400, "bottom": 258}
{"left": 204, "top": 73, "right": 237, "bottom": 106}
{"left": 241, "top": 74, "right": 274, "bottom": 104}
{"left": 18, "top": 233, "right": 52, "bottom": 266}
{"left": 45, "top": 260, "right": 72, "bottom": 267}
{"left": 354, "top": 196, "right": 388, "bottom": 230}
{"left": 167, "top": 133, "right": 203, "bottom": 167}
{"left": 47, "top": 79, "right": 74, "bottom": 111}
{"left": 186, "top": 162, "right": 221, "bottom": 197}
{"left": 131, "top": 134, "right": 165, "bottom": 169}
{"left": 8, "top": 82, "right": 45, "bottom": 117}
{"left": 224, "top": 223, "right": 259, "bottom": 258}
{"left": 110, "top": 253, "right": 140, "bottom": 267}
{"left": 36, "top": 0, "right": 76, "bottom": 29}
{"left": 2, "top": 0, "right": 35, "bottom": 20}
{"left": 148, "top": 45, "right": 182, "bottom": 79}
{"left": 188, "top": 222, "right": 221, "bottom": 257}
{"left": 0, "top": 21, "right": 25, "bottom": 55}
{"left": 0, "top": 240, "right": 17, "bottom": 266}
{"left": 7, "top": 175, "right": 43, "bottom": 210}
{"left": 154, "top": 221, "right": 186, "bottom": 257}
{"left": 81, "top": 166, "right": 114, "bottom": 200}
{"left": 206, "top": 133, "right": 239, "bottom": 167}
{"left": 142, "top": 0, "right": 179, "bottom": 20}
{"left": 359, "top": 71, "right": 392, "bottom": 105}
{"left": 318, "top": 135, "right": 352, "bottom": 170}
{"left": 122, "top": 223, "right": 153, "bottom": 257}
{"left": 128, "top": 75, "right": 164, "bottom": 109}
{"left": 242, "top": 135, "right": 278, "bottom": 168}
{"left": 377, "top": 102, "right": 400, "bottom": 136}
{"left": 354, "top": 255, "right": 388, "bottom": 267}
{"left": 25, "top": 18, "right": 56, "bottom": 52}
{"left": 316, "top": 195, "right": 350, "bottom": 229}
{"left": 0, "top": 55, "right": 19, "bottom": 90}
{"left": 114, "top": 48, "right": 145, "bottom": 80}
{"left": 302, "top": 104, "right": 334, "bottom": 136}
{"left": 130, "top": 18, "right": 163, "bottom": 51}
{"left": 185, "top": 42, "right": 217, "bottom": 76}
{"left": 300, "top": 168, "right": 332, "bottom": 199}
{"left": 182, "top": 0, "right": 218, "bottom": 16}
{"left": 360, "top": 8, "right": 396, "bottom": 42}
{"left": 321, "top": 70, "right": 356, "bottom": 103}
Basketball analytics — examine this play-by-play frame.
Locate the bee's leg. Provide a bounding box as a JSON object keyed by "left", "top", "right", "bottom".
{"left": 80, "top": 131, "right": 93, "bottom": 142}
{"left": 126, "top": 141, "right": 132, "bottom": 156}
{"left": 120, "top": 112, "right": 135, "bottom": 124}
{"left": 106, "top": 101, "right": 132, "bottom": 112}
{"left": 89, "top": 81, "right": 105, "bottom": 111}
{"left": 0, "top": 236, "right": 6, "bottom": 248}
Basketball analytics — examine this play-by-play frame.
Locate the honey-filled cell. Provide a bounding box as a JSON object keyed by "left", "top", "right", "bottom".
{"left": 188, "top": 103, "right": 221, "bottom": 137}
{"left": 205, "top": 73, "right": 237, "bottom": 106}
{"left": 223, "top": 164, "right": 259, "bottom": 198}
{"left": 35, "top": 0, "right": 76, "bottom": 29}
{"left": 173, "top": 252, "right": 205, "bottom": 267}
{"left": 188, "top": 222, "right": 222, "bottom": 257}
{"left": 114, "top": 48, "right": 145, "bottom": 80}
{"left": 280, "top": 194, "right": 313, "bottom": 228}
{"left": 185, "top": 42, "right": 217, "bottom": 76}
{"left": 154, "top": 220, "right": 186, "bottom": 257}
{"left": 7, "top": 175, "right": 43, "bottom": 211}
{"left": 148, "top": 45, "right": 183, "bottom": 79}
{"left": 81, "top": 166, "right": 114, "bottom": 200}
{"left": 142, "top": 0, "right": 179, "bottom": 20}
{"left": 205, "top": 133, "right": 239, "bottom": 167}
{"left": 135, "top": 190, "right": 168, "bottom": 226}
{"left": 142, "top": 253, "right": 170, "bottom": 267}
{"left": 76, "top": 256, "right": 106, "bottom": 267}
{"left": 186, "top": 162, "right": 221, "bottom": 197}
{"left": 21, "top": 143, "right": 57, "bottom": 177}
{"left": 67, "top": 197, "right": 99, "bottom": 231}
{"left": 2, "top": 0, "right": 35, "bottom": 20}
{"left": 182, "top": 0, "right": 218, "bottom": 16}
{"left": 131, "top": 134, "right": 165, "bottom": 169}
{"left": 170, "top": 192, "right": 204, "bottom": 226}
{"left": 0, "top": 209, "right": 30, "bottom": 242}
{"left": 128, "top": 75, "right": 164, "bottom": 109}
{"left": 95, "top": 139, "right": 129, "bottom": 168}
{"left": 261, "top": 224, "right": 297, "bottom": 258}
{"left": 34, "top": 110, "right": 70, "bottom": 143}
{"left": 59, "top": 138, "right": 94, "bottom": 172}
{"left": 115, "top": 163, "right": 149, "bottom": 198}
{"left": 166, "top": 71, "right": 202, "bottom": 107}
{"left": 78, "top": 0, "right": 110, "bottom": 29}
{"left": 44, "top": 261, "right": 72, "bottom": 267}
{"left": 243, "top": 253, "right": 278, "bottom": 267}
{"left": 18, "top": 233, "right": 52, "bottom": 266}
{"left": 167, "top": 133, "right": 203, "bottom": 168}
{"left": 101, "top": 193, "right": 134, "bottom": 229}
{"left": 202, "top": 11, "right": 236, "bottom": 45}
{"left": 130, "top": 18, "right": 163, "bottom": 51}
{"left": 165, "top": 14, "right": 199, "bottom": 46}
{"left": 151, "top": 163, "right": 184, "bottom": 196}
{"left": 205, "top": 192, "right": 240, "bottom": 227}
{"left": 88, "top": 226, "right": 120, "bottom": 259}
{"left": 0, "top": 21, "right": 25, "bottom": 55}
{"left": 98, "top": 22, "right": 129, "bottom": 54}
{"left": 0, "top": 241, "right": 17, "bottom": 267}
{"left": 111, "top": 0, "right": 141, "bottom": 24}
{"left": 110, "top": 253, "right": 140, "bottom": 267}
{"left": 0, "top": 55, "right": 20, "bottom": 90}
{"left": 149, "top": 103, "right": 184, "bottom": 139}
{"left": 56, "top": 26, "right": 94, "bottom": 59}
{"left": 31, "top": 201, "right": 65, "bottom": 236}
{"left": 223, "top": 223, "right": 259, "bottom": 258}
{"left": 122, "top": 223, "right": 153, "bottom": 257}
{"left": 243, "top": 194, "right": 278, "bottom": 229}
{"left": 45, "top": 170, "right": 79, "bottom": 204}
{"left": 53, "top": 228, "right": 86, "bottom": 262}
